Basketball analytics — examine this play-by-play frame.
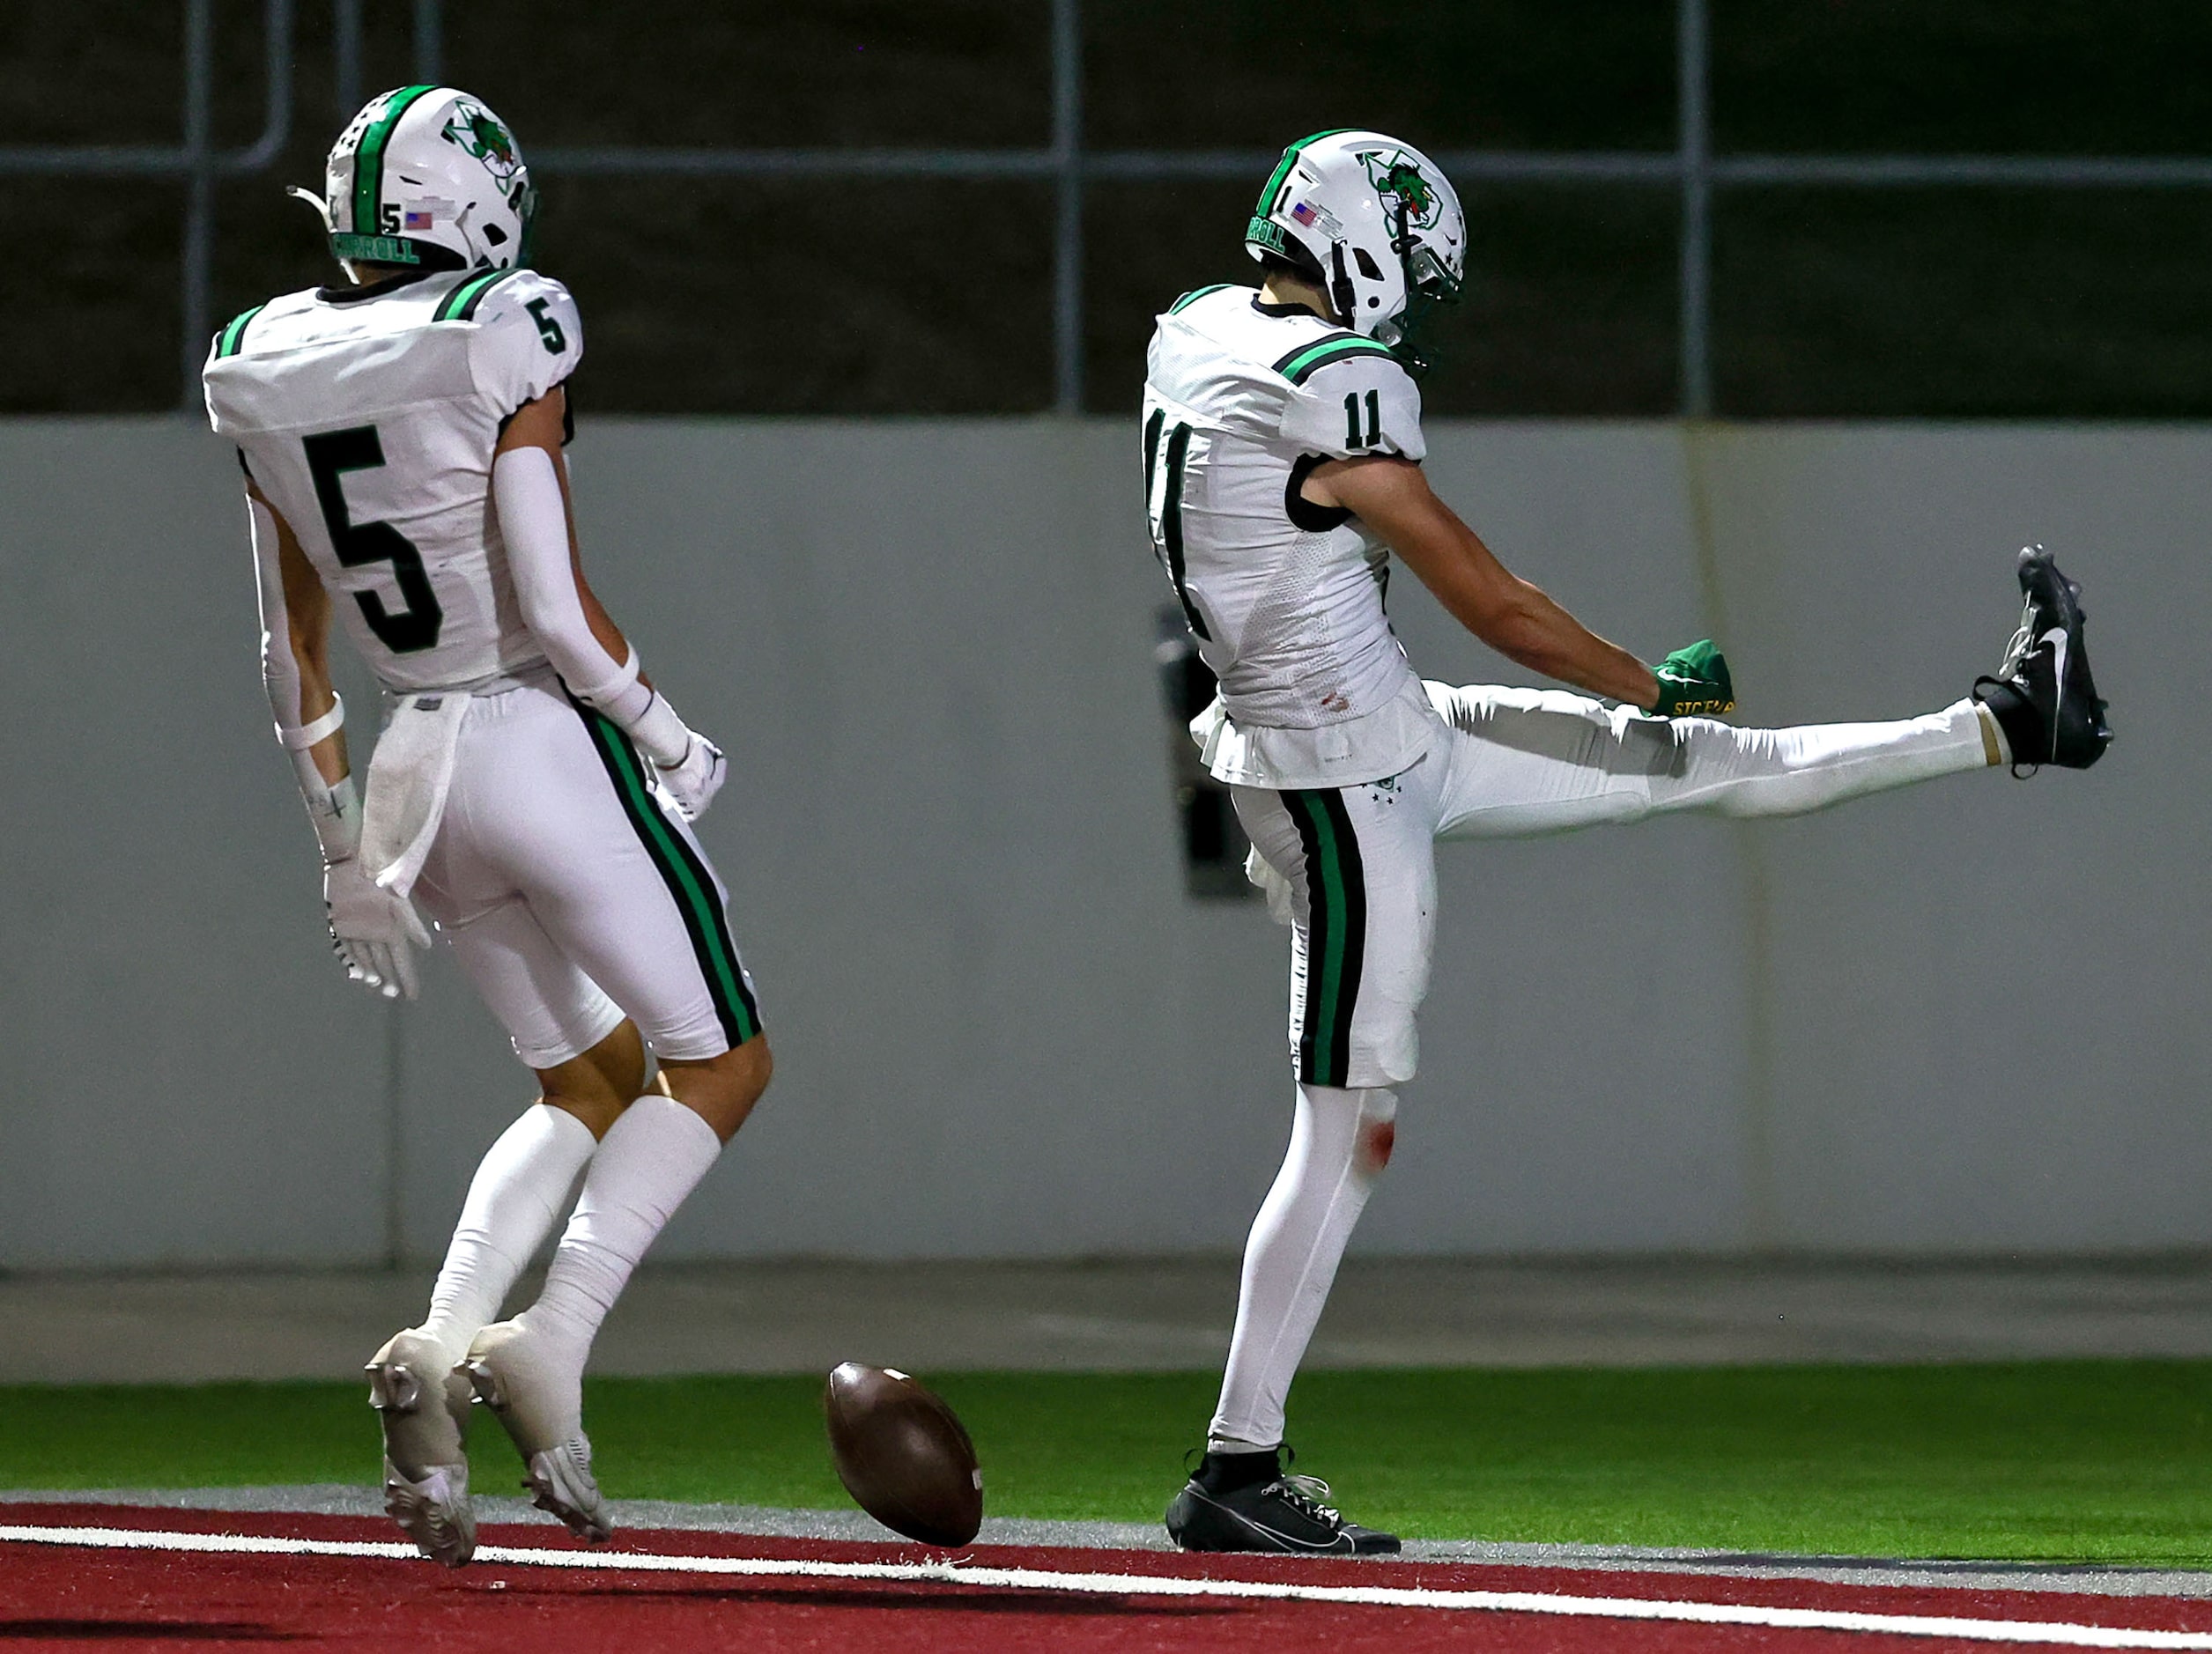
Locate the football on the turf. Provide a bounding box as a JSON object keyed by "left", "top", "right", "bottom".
{"left": 823, "top": 1362, "right": 983, "bottom": 1547}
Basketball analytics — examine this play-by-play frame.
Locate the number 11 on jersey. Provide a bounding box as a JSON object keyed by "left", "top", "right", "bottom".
{"left": 1343, "top": 388, "right": 1380, "bottom": 451}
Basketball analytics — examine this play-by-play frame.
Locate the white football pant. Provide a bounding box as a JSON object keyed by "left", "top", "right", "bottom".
{"left": 1233, "top": 682, "right": 1990, "bottom": 1089}
{"left": 413, "top": 677, "right": 762, "bottom": 1068}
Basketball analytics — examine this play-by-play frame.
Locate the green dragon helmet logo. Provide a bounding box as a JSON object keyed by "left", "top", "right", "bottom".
{"left": 1362, "top": 151, "right": 1439, "bottom": 232}
{"left": 442, "top": 103, "right": 522, "bottom": 184}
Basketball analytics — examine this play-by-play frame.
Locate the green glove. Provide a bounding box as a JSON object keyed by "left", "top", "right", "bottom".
{"left": 1651, "top": 639, "right": 1735, "bottom": 718}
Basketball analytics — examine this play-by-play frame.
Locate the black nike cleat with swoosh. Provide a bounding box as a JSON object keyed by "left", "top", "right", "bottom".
{"left": 1165, "top": 1451, "right": 1400, "bottom": 1555}
{"left": 1972, "top": 545, "right": 2112, "bottom": 773}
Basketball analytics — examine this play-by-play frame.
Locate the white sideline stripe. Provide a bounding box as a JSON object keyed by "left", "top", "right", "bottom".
{"left": 4, "top": 1523, "right": 2211, "bottom": 1650}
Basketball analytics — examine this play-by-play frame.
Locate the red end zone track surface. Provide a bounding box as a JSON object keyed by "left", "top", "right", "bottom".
{"left": 8, "top": 1503, "right": 2212, "bottom": 1652}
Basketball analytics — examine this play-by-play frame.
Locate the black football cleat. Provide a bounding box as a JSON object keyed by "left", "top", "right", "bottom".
{"left": 1165, "top": 1450, "right": 1399, "bottom": 1555}
{"left": 1972, "top": 545, "right": 2112, "bottom": 773}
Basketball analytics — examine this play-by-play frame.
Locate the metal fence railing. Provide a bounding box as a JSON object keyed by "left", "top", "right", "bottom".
{"left": 9, "top": 0, "right": 2212, "bottom": 416}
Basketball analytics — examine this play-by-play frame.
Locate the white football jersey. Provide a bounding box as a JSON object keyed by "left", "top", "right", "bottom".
{"left": 203, "top": 266, "right": 584, "bottom": 694}
{"left": 1142, "top": 284, "right": 1434, "bottom": 789}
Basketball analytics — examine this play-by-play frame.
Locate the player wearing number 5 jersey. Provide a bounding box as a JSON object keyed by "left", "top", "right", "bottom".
{"left": 1147, "top": 130, "right": 2112, "bottom": 1555}
{"left": 203, "top": 86, "right": 772, "bottom": 1567}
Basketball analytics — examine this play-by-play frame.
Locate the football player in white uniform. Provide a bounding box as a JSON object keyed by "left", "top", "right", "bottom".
{"left": 204, "top": 87, "right": 772, "bottom": 1566}
{"left": 1148, "top": 129, "right": 2110, "bottom": 1554}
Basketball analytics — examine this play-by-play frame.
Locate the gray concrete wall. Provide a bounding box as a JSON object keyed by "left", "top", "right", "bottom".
{"left": 0, "top": 417, "right": 2199, "bottom": 1267}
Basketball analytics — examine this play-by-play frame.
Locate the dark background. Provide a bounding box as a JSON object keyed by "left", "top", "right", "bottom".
{"left": 8, "top": 0, "right": 2212, "bottom": 416}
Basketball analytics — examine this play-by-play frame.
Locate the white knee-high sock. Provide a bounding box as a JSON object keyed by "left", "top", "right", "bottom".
{"left": 1208, "top": 1084, "right": 1397, "bottom": 1454}
{"left": 417, "top": 1104, "right": 598, "bottom": 1366}
{"left": 520, "top": 1094, "right": 722, "bottom": 1362}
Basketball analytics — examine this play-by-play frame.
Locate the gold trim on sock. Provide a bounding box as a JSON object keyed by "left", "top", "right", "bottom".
{"left": 1976, "top": 702, "right": 2005, "bottom": 767}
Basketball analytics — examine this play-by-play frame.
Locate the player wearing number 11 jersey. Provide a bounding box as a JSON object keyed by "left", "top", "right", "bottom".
{"left": 203, "top": 86, "right": 772, "bottom": 1566}
{"left": 1145, "top": 129, "right": 2111, "bottom": 1554}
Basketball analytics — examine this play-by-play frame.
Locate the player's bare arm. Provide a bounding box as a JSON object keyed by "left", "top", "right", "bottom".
{"left": 248, "top": 477, "right": 348, "bottom": 786}
{"left": 1254, "top": 258, "right": 1666, "bottom": 713}
{"left": 1304, "top": 454, "right": 1661, "bottom": 711}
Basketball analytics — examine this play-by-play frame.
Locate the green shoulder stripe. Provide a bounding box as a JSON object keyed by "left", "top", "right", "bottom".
{"left": 434, "top": 267, "right": 527, "bottom": 323}
{"left": 211, "top": 304, "right": 267, "bottom": 360}
{"left": 1272, "top": 333, "right": 1397, "bottom": 386}
{"left": 1168, "top": 284, "right": 1233, "bottom": 315}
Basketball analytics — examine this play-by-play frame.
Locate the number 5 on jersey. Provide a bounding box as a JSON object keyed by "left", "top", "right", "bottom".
{"left": 303, "top": 425, "right": 446, "bottom": 654}
{"left": 525, "top": 297, "right": 566, "bottom": 353}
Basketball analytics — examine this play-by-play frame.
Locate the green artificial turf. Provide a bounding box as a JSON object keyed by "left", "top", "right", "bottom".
{"left": 5, "top": 1363, "right": 2211, "bottom": 1566}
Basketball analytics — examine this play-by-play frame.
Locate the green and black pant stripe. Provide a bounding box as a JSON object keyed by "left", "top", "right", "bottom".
{"left": 569, "top": 698, "right": 762, "bottom": 1049}
{"left": 1284, "top": 788, "right": 1367, "bottom": 1089}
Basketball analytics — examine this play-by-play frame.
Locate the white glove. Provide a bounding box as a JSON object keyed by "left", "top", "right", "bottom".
{"left": 324, "top": 856, "right": 432, "bottom": 1000}
{"left": 652, "top": 734, "right": 726, "bottom": 822}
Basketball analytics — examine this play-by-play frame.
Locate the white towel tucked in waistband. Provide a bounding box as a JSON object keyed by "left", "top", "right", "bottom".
{"left": 359, "top": 692, "right": 470, "bottom": 899}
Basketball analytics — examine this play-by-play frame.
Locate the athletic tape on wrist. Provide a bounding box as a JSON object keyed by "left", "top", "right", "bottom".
{"left": 277, "top": 693, "right": 344, "bottom": 750}
{"left": 304, "top": 772, "right": 361, "bottom": 865}
{"left": 626, "top": 691, "right": 693, "bottom": 768}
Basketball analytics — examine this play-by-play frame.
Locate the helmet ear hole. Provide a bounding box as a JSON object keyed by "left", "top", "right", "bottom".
{"left": 1353, "top": 247, "right": 1383, "bottom": 282}
{"left": 483, "top": 222, "right": 508, "bottom": 246}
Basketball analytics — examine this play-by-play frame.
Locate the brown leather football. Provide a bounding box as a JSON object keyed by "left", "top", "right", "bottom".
{"left": 823, "top": 1362, "right": 983, "bottom": 1547}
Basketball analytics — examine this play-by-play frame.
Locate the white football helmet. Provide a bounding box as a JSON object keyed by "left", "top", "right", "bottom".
{"left": 1246, "top": 129, "right": 1466, "bottom": 370}
{"left": 294, "top": 85, "right": 536, "bottom": 277}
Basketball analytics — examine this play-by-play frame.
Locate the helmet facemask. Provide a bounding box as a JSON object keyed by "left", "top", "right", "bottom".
{"left": 1379, "top": 197, "right": 1465, "bottom": 378}
{"left": 510, "top": 177, "right": 539, "bottom": 268}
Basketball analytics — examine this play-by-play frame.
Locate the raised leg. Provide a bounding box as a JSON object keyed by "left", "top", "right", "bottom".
{"left": 1427, "top": 682, "right": 1993, "bottom": 841}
